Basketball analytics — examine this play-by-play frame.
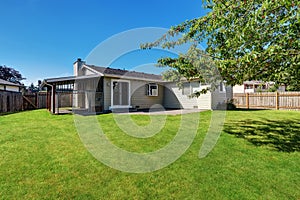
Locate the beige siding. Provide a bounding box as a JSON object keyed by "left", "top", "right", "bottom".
{"left": 163, "top": 85, "right": 182, "bottom": 109}
{"left": 83, "top": 67, "right": 96, "bottom": 76}
{"left": 131, "top": 80, "right": 164, "bottom": 109}
{"left": 196, "top": 85, "right": 211, "bottom": 110}
{"left": 103, "top": 77, "right": 111, "bottom": 110}
{"left": 211, "top": 85, "right": 232, "bottom": 109}
{"left": 164, "top": 83, "right": 204, "bottom": 109}
{"left": 211, "top": 90, "right": 226, "bottom": 109}
{"left": 103, "top": 78, "right": 164, "bottom": 110}
{"left": 0, "top": 85, "right": 4, "bottom": 90}
{"left": 163, "top": 83, "right": 213, "bottom": 110}
{"left": 226, "top": 86, "right": 233, "bottom": 99}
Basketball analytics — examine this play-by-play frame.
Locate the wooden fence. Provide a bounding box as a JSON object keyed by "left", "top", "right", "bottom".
{"left": 0, "top": 91, "right": 74, "bottom": 114}
{"left": 0, "top": 91, "right": 48, "bottom": 113}
{"left": 23, "top": 92, "right": 73, "bottom": 110}
{"left": 0, "top": 91, "right": 23, "bottom": 113}
{"left": 23, "top": 92, "right": 47, "bottom": 110}
{"left": 233, "top": 92, "right": 300, "bottom": 110}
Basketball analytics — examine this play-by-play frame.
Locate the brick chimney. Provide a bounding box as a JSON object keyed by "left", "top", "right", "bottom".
{"left": 73, "top": 58, "right": 85, "bottom": 76}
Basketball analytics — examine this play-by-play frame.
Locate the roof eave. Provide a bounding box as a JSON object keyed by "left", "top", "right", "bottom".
{"left": 42, "top": 74, "right": 102, "bottom": 87}
{"left": 103, "top": 74, "right": 165, "bottom": 82}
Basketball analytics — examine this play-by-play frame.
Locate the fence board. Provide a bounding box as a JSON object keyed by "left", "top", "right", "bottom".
{"left": 0, "top": 91, "right": 23, "bottom": 113}
{"left": 22, "top": 92, "right": 48, "bottom": 110}
{"left": 234, "top": 92, "right": 300, "bottom": 110}
{"left": 0, "top": 91, "right": 50, "bottom": 114}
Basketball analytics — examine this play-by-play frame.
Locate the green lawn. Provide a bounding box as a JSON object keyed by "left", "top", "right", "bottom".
{"left": 0, "top": 109, "right": 299, "bottom": 199}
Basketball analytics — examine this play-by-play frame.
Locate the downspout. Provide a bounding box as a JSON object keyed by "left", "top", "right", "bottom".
{"left": 43, "top": 82, "right": 56, "bottom": 114}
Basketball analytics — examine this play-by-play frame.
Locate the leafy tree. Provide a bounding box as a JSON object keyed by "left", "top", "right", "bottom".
{"left": 142, "top": 0, "right": 300, "bottom": 91}
{"left": 28, "top": 83, "right": 36, "bottom": 92}
{"left": 0, "top": 65, "right": 25, "bottom": 84}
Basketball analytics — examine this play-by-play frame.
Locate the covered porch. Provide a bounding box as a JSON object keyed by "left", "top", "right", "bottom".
{"left": 42, "top": 75, "right": 103, "bottom": 114}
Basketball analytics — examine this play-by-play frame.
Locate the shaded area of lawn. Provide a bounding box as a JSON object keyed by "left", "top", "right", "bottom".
{"left": 224, "top": 118, "right": 300, "bottom": 152}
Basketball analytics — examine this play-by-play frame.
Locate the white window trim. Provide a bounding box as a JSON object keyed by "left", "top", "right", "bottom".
{"left": 110, "top": 79, "right": 131, "bottom": 108}
{"left": 147, "top": 83, "right": 158, "bottom": 96}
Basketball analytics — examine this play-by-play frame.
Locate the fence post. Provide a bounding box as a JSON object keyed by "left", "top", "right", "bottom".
{"left": 275, "top": 92, "right": 279, "bottom": 110}
{"left": 246, "top": 93, "right": 249, "bottom": 109}
{"left": 35, "top": 93, "right": 38, "bottom": 108}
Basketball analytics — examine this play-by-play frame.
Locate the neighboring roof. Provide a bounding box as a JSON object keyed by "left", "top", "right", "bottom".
{"left": 0, "top": 78, "right": 22, "bottom": 87}
{"left": 85, "top": 65, "right": 163, "bottom": 82}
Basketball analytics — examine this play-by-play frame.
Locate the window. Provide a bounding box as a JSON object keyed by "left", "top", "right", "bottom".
{"left": 182, "top": 81, "right": 200, "bottom": 95}
{"left": 147, "top": 83, "right": 158, "bottom": 96}
{"left": 182, "top": 82, "right": 191, "bottom": 95}
{"left": 219, "top": 82, "right": 226, "bottom": 92}
{"left": 191, "top": 81, "right": 201, "bottom": 93}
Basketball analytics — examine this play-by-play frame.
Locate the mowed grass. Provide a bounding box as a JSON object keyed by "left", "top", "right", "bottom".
{"left": 0, "top": 109, "right": 299, "bottom": 199}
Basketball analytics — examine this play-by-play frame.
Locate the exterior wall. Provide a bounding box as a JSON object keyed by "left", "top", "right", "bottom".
{"left": 82, "top": 67, "right": 96, "bottom": 76}
{"left": 131, "top": 80, "right": 164, "bottom": 109}
{"left": 103, "top": 77, "right": 112, "bottom": 110}
{"left": 211, "top": 85, "right": 233, "bottom": 109}
{"left": 103, "top": 77, "right": 164, "bottom": 110}
{"left": 211, "top": 90, "right": 226, "bottom": 109}
{"left": 0, "top": 85, "right": 4, "bottom": 90}
{"left": 164, "top": 83, "right": 233, "bottom": 110}
{"left": 74, "top": 75, "right": 233, "bottom": 111}
{"left": 164, "top": 83, "right": 199, "bottom": 109}
{"left": 196, "top": 85, "right": 212, "bottom": 110}
{"left": 226, "top": 86, "right": 233, "bottom": 100}
{"left": 163, "top": 85, "right": 182, "bottom": 109}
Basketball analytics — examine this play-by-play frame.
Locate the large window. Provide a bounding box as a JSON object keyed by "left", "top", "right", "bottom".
{"left": 182, "top": 81, "right": 201, "bottom": 95}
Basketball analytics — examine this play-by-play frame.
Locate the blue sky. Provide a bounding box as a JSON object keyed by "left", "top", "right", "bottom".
{"left": 0, "top": 0, "right": 208, "bottom": 85}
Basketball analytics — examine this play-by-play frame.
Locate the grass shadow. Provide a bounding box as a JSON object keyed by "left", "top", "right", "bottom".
{"left": 223, "top": 118, "right": 300, "bottom": 152}
{"left": 0, "top": 109, "right": 37, "bottom": 116}
{"left": 233, "top": 108, "right": 269, "bottom": 111}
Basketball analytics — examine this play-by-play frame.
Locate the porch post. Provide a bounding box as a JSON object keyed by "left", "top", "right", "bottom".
{"left": 52, "top": 84, "right": 56, "bottom": 114}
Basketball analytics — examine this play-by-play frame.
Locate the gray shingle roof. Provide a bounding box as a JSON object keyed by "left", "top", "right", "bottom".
{"left": 86, "top": 65, "right": 163, "bottom": 81}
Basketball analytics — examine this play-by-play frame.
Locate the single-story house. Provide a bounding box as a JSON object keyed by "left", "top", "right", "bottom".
{"left": 0, "top": 78, "right": 23, "bottom": 92}
{"left": 42, "top": 59, "right": 232, "bottom": 114}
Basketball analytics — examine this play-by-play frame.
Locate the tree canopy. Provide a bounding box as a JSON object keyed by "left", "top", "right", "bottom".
{"left": 0, "top": 65, "right": 25, "bottom": 84}
{"left": 142, "top": 0, "right": 299, "bottom": 91}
